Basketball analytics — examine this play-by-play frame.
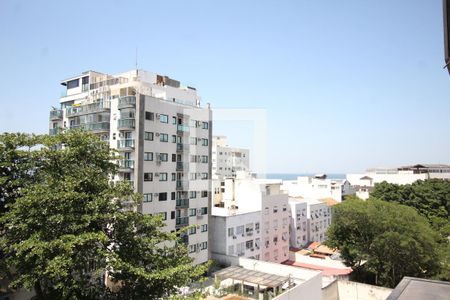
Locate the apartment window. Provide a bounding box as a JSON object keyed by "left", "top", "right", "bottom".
{"left": 236, "top": 225, "right": 244, "bottom": 235}
{"left": 246, "top": 240, "right": 254, "bottom": 249}
{"left": 189, "top": 227, "right": 196, "bottom": 235}
{"left": 160, "top": 153, "right": 168, "bottom": 161}
{"left": 171, "top": 135, "right": 176, "bottom": 143}
{"left": 143, "top": 193, "right": 152, "bottom": 202}
{"left": 282, "top": 205, "right": 287, "bottom": 212}
{"left": 159, "top": 173, "right": 168, "bottom": 181}
{"left": 159, "top": 192, "right": 167, "bottom": 201}
{"left": 171, "top": 173, "right": 176, "bottom": 181}
{"left": 201, "top": 173, "right": 208, "bottom": 180}
{"left": 160, "top": 133, "right": 168, "bottom": 142}
{"left": 190, "top": 173, "right": 197, "bottom": 180}
{"left": 201, "top": 224, "right": 208, "bottom": 232}
{"left": 189, "top": 208, "right": 197, "bottom": 216}
{"left": 228, "top": 227, "right": 234, "bottom": 237}
{"left": 255, "top": 222, "right": 260, "bottom": 230}
{"left": 189, "top": 244, "right": 196, "bottom": 253}
{"left": 145, "top": 111, "right": 154, "bottom": 121}
{"left": 202, "top": 138, "right": 209, "bottom": 146}
{"left": 172, "top": 154, "right": 176, "bottom": 162}
{"left": 172, "top": 116, "right": 177, "bottom": 124}
{"left": 171, "top": 192, "right": 175, "bottom": 200}
{"left": 273, "top": 206, "right": 278, "bottom": 213}
{"left": 201, "top": 155, "right": 209, "bottom": 163}
{"left": 144, "top": 173, "right": 153, "bottom": 181}
{"left": 171, "top": 211, "right": 175, "bottom": 219}
{"left": 144, "top": 152, "right": 153, "bottom": 161}
{"left": 201, "top": 190, "right": 208, "bottom": 197}
{"left": 157, "top": 212, "right": 167, "bottom": 221}
{"left": 200, "top": 241, "right": 208, "bottom": 250}
{"left": 144, "top": 131, "right": 154, "bottom": 141}
{"left": 273, "top": 236, "right": 278, "bottom": 243}
{"left": 159, "top": 114, "right": 168, "bottom": 123}
{"left": 189, "top": 191, "right": 197, "bottom": 199}
{"left": 67, "top": 79, "right": 79, "bottom": 89}
{"left": 202, "top": 122, "right": 209, "bottom": 129}
{"left": 200, "top": 207, "right": 207, "bottom": 215}
{"left": 189, "top": 137, "right": 197, "bottom": 145}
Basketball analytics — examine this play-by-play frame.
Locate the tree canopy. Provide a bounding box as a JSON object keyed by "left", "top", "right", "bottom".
{"left": 325, "top": 197, "right": 443, "bottom": 288}
{"left": 0, "top": 131, "right": 207, "bottom": 299}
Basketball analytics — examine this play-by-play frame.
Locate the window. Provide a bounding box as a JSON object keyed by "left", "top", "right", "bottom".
{"left": 200, "top": 242, "right": 207, "bottom": 250}
{"left": 273, "top": 236, "right": 278, "bottom": 243}
{"left": 171, "top": 211, "right": 175, "bottom": 219}
{"left": 202, "top": 138, "right": 209, "bottom": 146}
{"left": 67, "top": 79, "right": 79, "bottom": 89}
{"left": 202, "top": 122, "right": 209, "bottom": 129}
{"left": 246, "top": 240, "right": 254, "bottom": 249}
{"left": 172, "top": 116, "right": 177, "bottom": 124}
{"left": 200, "top": 207, "right": 207, "bottom": 215}
{"left": 171, "top": 135, "right": 176, "bottom": 143}
{"left": 189, "top": 227, "right": 196, "bottom": 235}
{"left": 273, "top": 206, "right": 278, "bottom": 213}
{"left": 145, "top": 111, "right": 154, "bottom": 121}
{"left": 143, "top": 193, "right": 152, "bottom": 202}
{"left": 159, "top": 114, "right": 168, "bottom": 123}
{"left": 189, "top": 244, "right": 196, "bottom": 253}
{"left": 159, "top": 192, "right": 167, "bottom": 201}
{"left": 201, "top": 173, "right": 208, "bottom": 180}
{"left": 236, "top": 225, "right": 244, "bottom": 235}
{"left": 189, "top": 208, "right": 197, "bottom": 216}
{"left": 201, "top": 155, "right": 208, "bottom": 163}
{"left": 228, "top": 227, "right": 234, "bottom": 237}
{"left": 201, "top": 190, "right": 208, "bottom": 197}
{"left": 144, "top": 173, "right": 153, "bottom": 181}
{"left": 160, "top": 153, "right": 168, "bottom": 161}
{"left": 144, "top": 152, "right": 153, "bottom": 161}
{"left": 158, "top": 212, "right": 167, "bottom": 221}
{"left": 144, "top": 131, "right": 154, "bottom": 141}
{"left": 160, "top": 133, "right": 168, "bottom": 142}
{"left": 190, "top": 173, "right": 197, "bottom": 180}
{"left": 189, "top": 137, "right": 197, "bottom": 145}
{"left": 171, "top": 192, "right": 175, "bottom": 200}
{"left": 172, "top": 154, "right": 176, "bottom": 162}
{"left": 189, "top": 191, "right": 197, "bottom": 199}
{"left": 255, "top": 222, "right": 260, "bottom": 230}
{"left": 159, "top": 173, "right": 168, "bottom": 181}
{"left": 201, "top": 224, "right": 208, "bottom": 232}
{"left": 171, "top": 173, "right": 176, "bottom": 181}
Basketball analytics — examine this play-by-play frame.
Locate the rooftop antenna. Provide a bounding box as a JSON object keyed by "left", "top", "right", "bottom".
{"left": 135, "top": 47, "right": 139, "bottom": 76}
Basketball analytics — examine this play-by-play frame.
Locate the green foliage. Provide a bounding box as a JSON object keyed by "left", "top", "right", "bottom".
{"left": 326, "top": 198, "right": 442, "bottom": 288}
{"left": 371, "top": 179, "right": 450, "bottom": 237}
{"left": 0, "top": 130, "right": 208, "bottom": 299}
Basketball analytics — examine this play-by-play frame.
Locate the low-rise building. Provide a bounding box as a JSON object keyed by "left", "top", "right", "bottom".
{"left": 212, "top": 136, "right": 249, "bottom": 179}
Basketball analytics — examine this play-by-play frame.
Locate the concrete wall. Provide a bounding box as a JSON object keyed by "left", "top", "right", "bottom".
{"left": 274, "top": 272, "right": 322, "bottom": 300}
{"left": 322, "top": 280, "right": 393, "bottom": 300}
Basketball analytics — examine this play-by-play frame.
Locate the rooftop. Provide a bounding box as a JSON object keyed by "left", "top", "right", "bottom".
{"left": 214, "top": 266, "right": 289, "bottom": 288}
{"left": 387, "top": 277, "right": 450, "bottom": 300}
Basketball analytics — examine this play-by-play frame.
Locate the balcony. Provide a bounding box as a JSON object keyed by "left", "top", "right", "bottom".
{"left": 49, "top": 128, "right": 62, "bottom": 135}
{"left": 66, "top": 101, "right": 110, "bottom": 117}
{"left": 176, "top": 162, "right": 189, "bottom": 172}
{"left": 117, "top": 139, "right": 135, "bottom": 150}
{"left": 49, "top": 110, "right": 63, "bottom": 120}
{"left": 118, "top": 96, "right": 136, "bottom": 109}
{"left": 118, "top": 159, "right": 134, "bottom": 171}
{"left": 71, "top": 122, "right": 110, "bottom": 133}
{"left": 176, "top": 198, "right": 189, "bottom": 209}
{"left": 117, "top": 118, "right": 135, "bottom": 130}
{"left": 177, "top": 124, "right": 189, "bottom": 133}
{"left": 176, "top": 143, "right": 189, "bottom": 152}
{"left": 176, "top": 216, "right": 189, "bottom": 227}
{"left": 176, "top": 180, "right": 188, "bottom": 191}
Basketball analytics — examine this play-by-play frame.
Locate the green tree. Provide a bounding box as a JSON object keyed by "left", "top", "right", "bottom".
{"left": 326, "top": 197, "right": 442, "bottom": 288}
{"left": 0, "top": 130, "right": 207, "bottom": 299}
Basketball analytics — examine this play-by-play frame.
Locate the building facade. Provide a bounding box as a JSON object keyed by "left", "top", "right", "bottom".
{"left": 49, "top": 69, "right": 212, "bottom": 265}
{"left": 212, "top": 136, "right": 249, "bottom": 179}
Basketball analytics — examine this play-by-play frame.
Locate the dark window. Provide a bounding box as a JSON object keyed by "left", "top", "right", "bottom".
{"left": 159, "top": 192, "right": 167, "bottom": 201}
{"left": 171, "top": 211, "right": 175, "bottom": 219}
{"left": 144, "top": 173, "right": 153, "bottom": 181}
{"left": 145, "top": 111, "right": 154, "bottom": 121}
{"left": 172, "top": 154, "right": 176, "bottom": 162}
{"left": 171, "top": 192, "right": 176, "bottom": 200}
{"left": 144, "top": 132, "right": 154, "bottom": 141}
{"left": 201, "top": 191, "right": 208, "bottom": 197}
{"left": 67, "top": 79, "right": 79, "bottom": 89}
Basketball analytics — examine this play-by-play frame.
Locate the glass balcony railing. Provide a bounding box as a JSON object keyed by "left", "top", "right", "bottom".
{"left": 118, "top": 96, "right": 136, "bottom": 109}
{"left": 176, "top": 198, "right": 189, "bottom": 208}
{"left": 49, "top": 110, "right": 63, "bottom": 120}
{"left": 66, "top": 101, "right": 111, "bottom": 117}
{"left": 117, "top": 139, "right": 135, "bottom": 149}
{"left": 176, "top": 143, "right": 189, "bottom": 151}
{"left": 49, "top": 128, "right": 61, "bottom": 135}
{"left": 177, "top": 125, "right": 189, "bottom": 133}
{"left": 176, "top": 216, "right": 189, "bottom": 226}
{"left": 70, "top": 122, "right": 110, "bottom": 132}
{"left": 176, "top": 162, "right": 188, "bottom": 171}
{"left": 176, "top": 180, "right": 189, "bottom": 190}
{"left": 118, "top": 159, "right": 134, "bottom": 169}
{"left": 117, "top": 118, "right": 135, "bottom": 130}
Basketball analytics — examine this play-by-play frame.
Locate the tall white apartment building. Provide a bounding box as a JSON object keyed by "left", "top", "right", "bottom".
{"left": 212, "top": 136, "right": 249, "bottom": 179}
{"left": 49, "top": 69, "right": 212, "bottom": 265}
{"left": 211, "top": 172, "right": 290, "bottom": 264}
{"left": 307, "top": 199, "right": 332, "bottom": 243}
{"left": 281, "top": 175, "right": 354, "bottom": 202}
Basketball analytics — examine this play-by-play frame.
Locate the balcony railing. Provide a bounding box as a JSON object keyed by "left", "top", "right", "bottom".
{"left": 49, "top": 110, "right": 63, "bottom": 120}
{"left": 176, "top": 162, "right": 188, "bottom": 171}
{"left": 176, "top": 143, "right": 189, "bottom": 151}
{"left": 117, "top": 118, "right": 135, "bottom": 130}
{"left": 118, "top": 96, "right": 136, "bottom": 109}
{"left": 177, "top": 124, "right": 189, "bottom": 133}
{"left": 49, "top": 128, "right": 61, "bottom": 135}
{"left": 118, "top": 159, "right": 134, "bottom": 170}
{"left": 176, "top": 198, "right": 189, "bottom": 208}
{"left": 117, "top": 139, "right": 135, "bottom": 149}
{"left": 66, "top": 101, "right": 111, "bottom": 117}
{"left": 71, "top": 122, "right": 110, "bottom": 132}
{"left": 176, "top": 216, "right": 189, "bottom": 227}
{"left": 176, "top": 180, "right": 188, "bottom": 190}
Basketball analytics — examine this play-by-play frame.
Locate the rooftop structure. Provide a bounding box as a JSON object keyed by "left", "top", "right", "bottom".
{"left": 386, "top": 277, "right": 450, "bottom": 300}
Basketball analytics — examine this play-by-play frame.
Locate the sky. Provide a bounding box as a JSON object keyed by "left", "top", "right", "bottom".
{"left": 0, "top": 0, "right": 449, "bottom": 174}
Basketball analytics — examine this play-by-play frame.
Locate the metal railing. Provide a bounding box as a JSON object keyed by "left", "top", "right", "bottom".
{"left": 177, "top": 124, "right": 190, "bottom": 133}
{"left": 70, "top": 122, "right": 110, "bottom": 132}
{"left": 118, "top": 159, "right": 134, "bottom": 169}
{"left": 176, "top": 198, "right": 189, "bottom": 208}
{"left": 176, "top": 180, "right": 189, "bottom": 190}
{"left": 176, "top": 162, "right": 189, "bottom": 171}
{"left": 118, "top": 96, "right": 136, "bottom": 109}
{"left": 66, "top": 101, "right": 111, "bottom": 117}
{"left": 49, "top": 128, "right": 61, "bottom": 135}
{"left": 117, "top": 118, "right": 135, "bottom": 130}
{"left": 176, "top": 217, "right": 189, "bottom": 226}
{"left": 117, "top": 139, "right": 135, "bottom": 149}
{"left": 49, "top": 110, "right": 63, "bottom": 120}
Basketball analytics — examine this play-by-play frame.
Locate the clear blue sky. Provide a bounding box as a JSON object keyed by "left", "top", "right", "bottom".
{"left": 1, "top": 0, "right": 449, "bottom": 173}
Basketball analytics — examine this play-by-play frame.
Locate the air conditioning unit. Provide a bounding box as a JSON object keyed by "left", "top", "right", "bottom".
{"left": 154, "top": 193, "right": 159, "bottom": 197}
